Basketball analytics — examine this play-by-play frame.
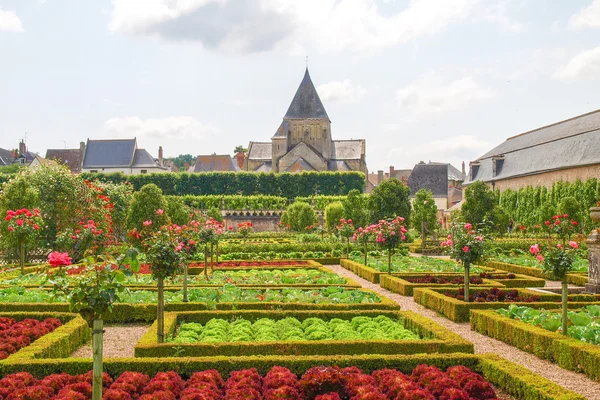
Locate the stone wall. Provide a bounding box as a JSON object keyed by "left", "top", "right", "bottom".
{"left": 223, "top": 215, "right": 281, "bottom": 232}
{"left": 490, "top": 164, "right": 600, "bottom": 191}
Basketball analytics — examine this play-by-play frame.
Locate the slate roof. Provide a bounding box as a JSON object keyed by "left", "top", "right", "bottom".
{"left": 247, "top": 142, "right": 272, "bottom": 160}
{"left": 284, "top": 68, "right": 329, "bottom": 120}
{"left": 189, "top": 155, "right": 239, "bottom": 172}
{"left": 331, "top": 140, "right": 364, "bottom": 160}
{"left": 0, "top": 148, "right": 14, "bottom": 166}
{"left": 407, "top": 163, "right": 448, "bottom": 198}
{"left": 255, "top": 161, "right": 272, "bottom": 172}
{"left": 18, "top": 151, "right": 37, "bottom": 163}
{"left": 466, "top": 109, "right": 600, "bottom": 183}
{"left": 328, "top": 160, "right": 351, "bottom": 171}
{"left": 272, "top": 121, "right": 289, "bottom": 139}
{"left": 132, "top": 149, "right": 160, "bottom": 168}
{"left": 45, "top": 149, "right": 82, "bottom": 173}
{"left": 286, "top": 158, "right": 315, "bottom": 172}
{"left": 83, "top": 139, "right": 137, "bottom": 168}
{"left": 428, "top": 162, "right": 463, "bottom": 181}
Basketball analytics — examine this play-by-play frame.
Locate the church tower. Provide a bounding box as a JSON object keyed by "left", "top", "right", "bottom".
{"left": 272, "top": 68, "right": 332, "bottom": 172}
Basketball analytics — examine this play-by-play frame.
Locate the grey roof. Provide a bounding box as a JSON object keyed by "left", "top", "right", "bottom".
{"left": 466, "top": 109, "right": 600, "bottom": 183}
{"left": 272, "top": 121, "right": 289, "bottom": 139}
{"left": 328, "top": 160, "right": 351, "bottom": 171}
{"left": 247, "top": 142, "right": 272, "bottom": 160}
{"left": 408, "top": 163, "right": 448, "bottom": 198}
{"left": 45, "top": 149, "right": 82, "bottom": 173}
{"left": 284, "top": 68, "right": 329, "bottom": 120}
{"left": 428, "top": 162, "right": 463, "bottom": 181}
{"left": 0, "top": 148, "right": 14, "bottom": 166}
{"left": 132, "top": 149, "right": 161, "bottom": 168}
{"left": 285, "top": 158, "right": 315, "bottom": 172}
{"left": 190, "top": 155, "right": 239, "bottom": 172}
{"left": 331, "top": 140, "right": 364, "bottom": 160}
{"left": 255, "top": 161, "right": 272, "bottom": 172}
{"left": 18, "top": 151, "right": 37, "bottom": 163}
{"left": 83, "top": 139, "right": 137, "bottom": 168}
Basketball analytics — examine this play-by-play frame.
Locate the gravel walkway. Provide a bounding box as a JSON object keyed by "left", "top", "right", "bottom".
{"left": 71, "top": 324, "right": 149, "bottom": 358}
{"left": 328, "top": 264, "right": 600, "bottom": 399}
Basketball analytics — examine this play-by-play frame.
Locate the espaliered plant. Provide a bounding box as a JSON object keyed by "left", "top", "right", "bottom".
{"left": 49, "top": 254, "right": 127, "bottom": 400}
{"left": 373, "top": 217, "right": 408, "bottom": 274}
{"left": 144, "top": 228, "right": 185, "bottom": 343}
{"left": 2, "top": 208, "right": 43, "bottom": 274}
{"left": 442, "top": 223, "right": 486, "bottom": 302}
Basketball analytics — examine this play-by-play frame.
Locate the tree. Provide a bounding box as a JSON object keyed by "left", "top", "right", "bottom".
{"left": 461, "top": 181, "right": 498, "bottom": 230}
{"left": 127, "top": 184, "right": 170, "bottom": 231}
{"left": 325, "top": 201, "right": 344, "bottom": 232}
{"left": 369, "top": 179, "right": 411, "bottom": 225}
{"left": 165, "top": 154, "right": 195, "bottom": 171}
{"left": 283, "top": 202, "right": 317, "bottom": 232}
{"left": 558, "top": 196, "right": 581, "bottom": 225}
{"left": 411, "top": 189, "right": 438, "bottom": 244}
{"left": 50, "top": 254, "right": 126, "bottom": 400}
{"left": 206, "top": 207, "right": 224, "bottom": 223}
{"left": 165, "top": 196, "right": 191, "bottom": 226}
{"left": 233, "top": 145, "right": 248, "bottom": 154}
{"left": 373, "top": 217, "right": 408, "bottom": 274}
{"left": 342, "top": 189, "right": 370, "bottom": 228}
{"left": 2, "top": 208, "right": 43, "bottom": 273}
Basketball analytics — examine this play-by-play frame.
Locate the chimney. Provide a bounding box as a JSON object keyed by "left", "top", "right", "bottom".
{"left": 18, "top": 140, "right": 26, "bottom": 155}
{"left": 377, "top": 170, "right": 384, "bottom": 184}
{"left": 184, "top": 161, "right": 190, "bottom": 171}
{"left": 11, "top": 149, "right": 18, "bottom": 159}
{"left": 236, "top": 152, "right": 245, "bottom": 169}
{"left": 461, "top": 161, "right": 466, "bottom": 181}
{"left": 79, "top": 141, "right": 86, "bottom": 170}
{"left": 158, "top": 146, "right": 164, "bottom": 164}
{"left": 389, "top": 166, "right": 395, "bottom": 178}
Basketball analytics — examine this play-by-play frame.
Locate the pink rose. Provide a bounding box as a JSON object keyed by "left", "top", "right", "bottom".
{"left": 8, "top": 226, "right": 14, "bottom": 232}
{"left": 16, "top": 219, "right": 24, "bottom": 226}
{"left": 475, "top": 236, "right": 483, "bottom": 241}
{"left": 156, "top": 209, "right": 164, "bottom": 215}
{"left": 529, "top": 244, "right": 539, "bottom": 255}
{"left": 536, "top": 255, "right": 544, "bottom": 262}
{"left": 462, "top": 246, "right": 469, "bottom": 253}
{"left": 569, "top": 241, "right": 579, "bottom": 249}
{"left": 446, "top": 240, "right": 454, "bottom": 247}
{"left": 143, "top": 220, "right": 152, "bottom": 227}
{"left": 464, "top": 223, "right": 472, "bottom": 230}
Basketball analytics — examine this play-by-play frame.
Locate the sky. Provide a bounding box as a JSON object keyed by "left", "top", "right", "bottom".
{"left": 1, "top": 0, "right": 599, "bottom": 172}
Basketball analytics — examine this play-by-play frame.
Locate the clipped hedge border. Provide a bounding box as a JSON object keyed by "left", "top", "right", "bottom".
{"left": 0, "top": 353, "right": 584, "bottom": 400}
{"left": 471, "top": 309, "right": 600, "bottom": 382}
{"left": 485, "top": 260, "right": 587, "bottom": 286}
{"left": 0, "top": 288, "right": 399, "bottom": 323}
{"left": 413, "top": 287, "right": 600, "bottom": 323}
{"left": 134, "top": 309, "right": 473, "bottom": 358}
{"left": 379, "top": 274, "right": 499, "bottom": 296}
{"left": 0, "top": 312, "right": 89, "bottom": 362}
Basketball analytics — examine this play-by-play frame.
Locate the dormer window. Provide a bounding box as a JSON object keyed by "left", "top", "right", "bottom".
{"left": 492, "top": 155, "right": 505, "bottom": 177}
{"left": 469, "top": 162, "right": 480, "bottom": 181}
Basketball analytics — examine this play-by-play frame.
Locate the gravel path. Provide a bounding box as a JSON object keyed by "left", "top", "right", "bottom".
{"left": 71, "top": 324, "right": 149, "bottom": 358}
{"left": 328, "top": 264, "right": 600, "bottom": 399}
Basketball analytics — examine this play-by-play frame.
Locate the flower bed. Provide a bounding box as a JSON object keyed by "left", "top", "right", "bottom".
{"left": 189, "top": 260, "right": 311, "bottom": 268}
{"left": 471, "top": 308, "right": 600, "bottom": 382}
{"left": 379, "top": 274, "right": 497, "bottom": 296}
{"left": 492, "top": 254, "right": 588, "bottom": 273}
{"left": 0, "top": 354, "right": 584, "bottom": 400}
{"left": 135, "top": 310, "right": 473, "bottom": 358}
{"left": 484, "top": 260, "right": 587, "bottom": 286}
{"left": 0, "top": 317, "right": 62, "bottom": 360}
{"left": 413, "top": 287, "right": 600, "bottom": 323}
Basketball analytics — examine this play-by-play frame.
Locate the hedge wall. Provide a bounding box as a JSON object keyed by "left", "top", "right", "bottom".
{"left": 485, "top": 260, "right": 588, "bottom": 286}
{"left": 379, "top": 274, "right": 499, "bottom": 296}
{"left": 134, "top": 310, "right": 473, "bottom": 358}
{"left": 80, "top": 171, "right": 365, "bottom": 197}
{"left": 471, "top": 309, "right": 600, "bottom": 382}
{"left": 0, "top": 353, "right": 585, "bottom": 400}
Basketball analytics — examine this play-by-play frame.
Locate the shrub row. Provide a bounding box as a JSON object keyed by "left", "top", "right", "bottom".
{"left": 80, "top": 171, "right": 366, "bottom": 196}
{"left": 471, "top": 309, "right": 600, "bottom": 382}
{"left": 0, "top": 312, "right": 89, "bottom": 362}
{"left": 134, "top": 310, "right": 474, "bottom": 358}
{"left": 0, "top": 353, "right": 585, "bottom": 399}
{"left": 485, "top": 260, "right": 588, "bottom": 286}
{"left": 413, "top": 288, "right": 600, "bottom": 323}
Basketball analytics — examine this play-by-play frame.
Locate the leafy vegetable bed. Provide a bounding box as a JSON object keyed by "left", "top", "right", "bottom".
{"left": 498, "top": 305, "right": 600, "bottom": 344}
{"left": 1, "top": 269, "right": 349, "bottom": 287}
{"left": 351, "top": 255, "right": 484, "bottom": 274}
{"left": 443, "top": 288, "right": 541, "bottom": 303}
{"left": 0, "top": 286, "right": 382, "bottom": 305}
{"left": 491, "top": 255, "right": 588, "bottom": 272}
{"left": 0, "top": 364, "right": 501, "bottom": 400}
{"left": 0, "top": 317, "right": 62, "bottom": 360}
{"left": 170, "top": 316, "right": 420, "bottom": 344}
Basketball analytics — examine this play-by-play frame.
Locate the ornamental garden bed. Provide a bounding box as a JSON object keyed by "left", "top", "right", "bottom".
{"left": 471, "top": 306, "right": 600, "bottom": 382}
{"left": 134, "top": 310, "right": 473, "bottom": 358}
{"left": 413, "top": 287, "right": 600, "bottom": 323}
{"left": 0, "top": 286, "right": 399, "bottom": 322}
{"left": 341, "top": 258, "right": 490, "bottom": 284}
{"left": 0, "top": 312, "right": 89, "bottom": 363}
{"left": 0, "top": 267, "right": 362, "bottom": 289}
{"left": 0, "top": 353, "right": 584, "bottom": 400}
{"left": 485, "top": 259, "right": 588, "bottom": 286}
{"left": 379, "top": 274, "right": 498, "bottom": 296}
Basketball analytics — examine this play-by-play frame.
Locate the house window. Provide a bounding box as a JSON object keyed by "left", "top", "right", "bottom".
{"left": 19, "top": 158, "right": 25, "bottom": 164}
{"left": 492, "top": 156, "right": 504, "bottom": 177}
{"left": 90, "top": 170, "right": 98, "bottom": 173}
{"left": 470, "top": 164, "right": 480, "bottom": 181}
{"left": 141, "top": 170, "right": 148, "bottom": 174}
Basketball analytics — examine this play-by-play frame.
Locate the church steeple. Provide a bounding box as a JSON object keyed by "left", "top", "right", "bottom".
{"left": 284, "top": 68, "right": 329, "bottom": 120}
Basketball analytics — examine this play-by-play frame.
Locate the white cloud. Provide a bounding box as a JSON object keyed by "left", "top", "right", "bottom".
{"left": 395, "top": 72, "right": 494, "bottom": 120}
{"left": 554, "top": 47, "right": 600, "bottom": 80}
{"left": 103, "top": 116, "right": 219, "bottom": 156}
{"left": 317, "top": 80, "right": 365, "bottom": 103}
{"left": 569, "top": 0, "right": 600, "bottom": 29}
{"left": 108, "top": 0, "right": 481, "bottom": 53}
{"left": 476, "top": 0, "right": 524, "bottom": 32}
{"left": 0, "top": 8, "right": 24, "bottom": 32}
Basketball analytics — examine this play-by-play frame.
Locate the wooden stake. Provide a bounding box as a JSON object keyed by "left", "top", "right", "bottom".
{"left": 92, "top": 319, "right": 103, "bottom": 400}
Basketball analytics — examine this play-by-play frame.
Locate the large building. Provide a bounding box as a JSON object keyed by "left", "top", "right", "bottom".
{"left": 465, "top": 109, "right": 600, "bottom": 190}
{"left": 81, "top": 138, "right": 168, "bottom": 174}
{"left": 244, "top": 68, "right": 367, "bottom": 174}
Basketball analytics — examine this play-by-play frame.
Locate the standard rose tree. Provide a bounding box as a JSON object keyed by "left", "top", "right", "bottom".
{"left": 353, "top": 225, "right": 376, "bottom": 266}
{"left": 373, "top": 217, "right": 408, "bottom": 274}
{"left": 442, "top": 223, "right": 486, "bottom": 302}
{"left": 337, "top": 218, "right": 355, "bottom": 257}
{"left": 530, "top": 240, "right": 580, "bottom": 336}
{"left": 2, "top": 208, "right": 43, "bottom": 274}
{"left": 237, "top": 221, "right": 253, "bottom": 241}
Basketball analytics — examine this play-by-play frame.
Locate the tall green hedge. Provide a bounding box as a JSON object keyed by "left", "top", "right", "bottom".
{"left": 79, "top": 171, "right": 365, "bottom": 197}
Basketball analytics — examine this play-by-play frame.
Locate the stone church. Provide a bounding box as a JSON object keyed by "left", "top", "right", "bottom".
{"left": 244, "top": 68, "right": 367, "bottom": 174}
